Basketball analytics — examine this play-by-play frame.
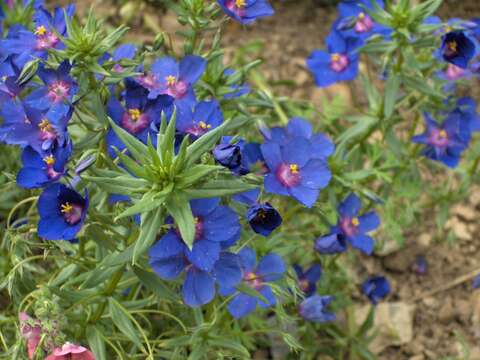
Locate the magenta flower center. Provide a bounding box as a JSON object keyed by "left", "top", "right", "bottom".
{"left": 429, "top": 129, "right": 449, "bottom": 147}
{"left": 38, "top": 119, "right": 57, "bottom": 141}
{"left": 48, "top": 81, "right": 70, "bottom": 103}
{"left": 299, "top": 279, "right": 310, "bottom": 292}
{"left": 225, "top": 0, "right": 247, "bottom": 16}
{"left": 340, "top": 216, "right": 359, "bottom": 237}
{"left": 186, "top": 121, "right": 211, "bottom": 137}
{"left": 244, "top": 272, "right": 262, "bottom": 290}
{"left": 193, "top": 217, "right": 204, "bottom": 241}
{"left": 445, "top": 41, "right": 458, "bottom": 57}
{"left": 445, "top": 64, "right": 465, "bottom": 80}
{"left": 34, "top": 26, "right": 59, "bottom": 50}
{"left": 43, "top": 155, "right": 62, "bottom": 179}
{"left": 276, "top": 163, "right": 301, "bottom": 188}
{"left": 164, "top": 75, "right": 188, "bottom": 99}
{"left": 137, "top": 73, "right": 157, "bottom": 89}
{"left": 60, "top": 202, "right": 83, "bottom": 225}
{"left": 330, "top": 53, "right": 349, "bottom": 73}
{"left": 121, "top": 108, "right": 150, "bottom": 134}
{"left": 355, "top": 12, "right": 374, "bottom": 33}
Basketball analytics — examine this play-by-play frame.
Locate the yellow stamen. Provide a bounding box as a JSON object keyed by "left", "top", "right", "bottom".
{"left": 194, "top": 217, "right": 199, "bottom": 224}
{"left": 358, "top": 12, "right": 366, "bottom": 20}
{"left": 235, "top": 0, "right": 246, "bottom": 8}
{"left": 128, "top": 108, "right": 141, "bottom": 121}
{"left": 331, "top": 53, "right": 341, "bottom": 62}
{"left": 245, "top": 273, "right": 257, "bottom": 281}
{"left": 34, "top": 25, "right": 47, "bottom": 36}
{"left": 38, "top": 119, "right": 53, "bottom": 132}
{"left": 351, "top": 217, "right": 360, "bottom": 226}
{"left": 198, "top": 121, "right": 211, "bottom": 130}
{"left": 439, "top": 130, "right": 448, "bottom": 138}
{"left": 43, "top": 155, "right": 55, "bottom": 166}
{"left": 166, "top": 75, "right": 176, "bottom": 86}
{"left": 289, "top": 164, "right": 299, "bottom": 174}
{"left": 61, "top": 202, "right": 73, "bottom": 214}
{"left": 447, "top": 41, "right": 457, "bottom": 52}
{"left": 444, "top": 26, "right": 453, "bottom": 33}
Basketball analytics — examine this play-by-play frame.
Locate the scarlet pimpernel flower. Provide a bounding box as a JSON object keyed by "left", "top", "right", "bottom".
{"left": 361, "top": 276, "right": 390, "bottom": 304}
{"left": 299, "top": 295, "right": 336, "bottom": 323}
{"left": 216, "top": 0, "right": 274, "bottom": 25}
{"left": 246, "top": 202, "right": 282, "bottom": 236}
{"left": 176, "top": 100, "right": 223, "bottom": 139}
{"left": 439, "top": 30, "right": 478, "bottom": 69}
{"left": 293, "top": 264, "right": 322, "bottom": 297}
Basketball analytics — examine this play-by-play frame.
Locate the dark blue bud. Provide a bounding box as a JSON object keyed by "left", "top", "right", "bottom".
{"left": 246, "top": 203, "right": 282, "bottom": 237}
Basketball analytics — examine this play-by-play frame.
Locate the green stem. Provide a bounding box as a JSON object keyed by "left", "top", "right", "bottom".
{"left": 89, "top": 267, "right": 125, "bottom": 323}
{"left": 250, "top": 71, "right": 289, "bottom": 125}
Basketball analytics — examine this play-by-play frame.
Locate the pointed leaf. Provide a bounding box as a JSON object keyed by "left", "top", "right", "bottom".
{"left": 165, "top": 194, "right": 195, "bottom": 250}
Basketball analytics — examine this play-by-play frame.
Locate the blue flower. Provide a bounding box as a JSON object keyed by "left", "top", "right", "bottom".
{"left": 246, "top": 202, "right": 282, "bottom": 236}
{"left": 217, "top": 0, "right": 274, "bottom": 25}
{"left": 261, "top": 136, "right": 331, "bottom": 208}
{"left": 148, "top": 198, "right": 240, "bottom": 274}
{"left": 306, "top": 31, "right": 361, "bottom": 88}
{"left": 136, "top": 55, "right": 206, "bottom": 111}
{"left": 213, "top": 140, "right": 243, "bottom": 173}
{"left": 315, "top": 233, "right": 348, "bottom": 254}
{"left": 412, "top": 112, "right": 470, "bottom": 168}
{"left": 262, "top": 118, "right": 335, "bottom": 160}
{"left": 361, "top": 276, "right": 390, "bottom": 304}
{"left": 106, "top": 82, "right": 173, "bottom": 157}
{"left": 412, "top": 255, "right": 427, "bottom": 275}
{"left": 17, "top": 140, "right": 71, "bottom": 189}
{"left": 293, "top": 264, "right": 322, "bottom": 297}
{"left": 439, "top": 31, "right": 477, "bottom": 69}
{"left": 299, "top": 295, "right": 336, "bottom": 323}
{"left": 37, "top": 183, "right": 88, "bottom": 241}
{"left": 472, "top": 274, "right": 480, "bottom": 289}
{"left": 220, "top": 247, "right": 285, "bottom": 319}
{"left": 435, "top": 63, "right": 477, "bottom": 92}
{"left": 223, "top": 68, "right": 250, "bottom": 99}
{"left": 0, "top": 99, "right": 70, "bottom": 152}
{"left": 449, "top": 97, "right": 480, "bottom": 134}
{"left": 111, "top": 44, "right": 137, "bottom": 73}
{"left": 319, "top": 194, "right": 380, "bottom": 255}
{"left": 25, "top": 61, "right": 77, "bottom": 122}
{"left": 335, "top": 0, "right": 391, "bottom": 41}
{"left": 176, "top": 100, "right": 223, "bottom": 139}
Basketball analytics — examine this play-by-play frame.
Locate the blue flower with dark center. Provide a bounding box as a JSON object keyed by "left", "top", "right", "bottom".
{"left": 0, "top": 5, "right": 74, "bottom": 69}
{"left": 262, "top": 117, "right": 335, "bottom": 160}
{"left": 106, "top": 81, "right": 173, "bottom": 158}
{"left": 361, "top": 276, "right": 390, "bottom": 304}
{"left": 440, "top": 31, "right": 477, "bottom": 69}
{"left": 335, "top": 0, "right": 391, "bottom": 42}
{"left": 135, "top": 55, "right": 206, "bottom": 111}
{"left": 315, "top": 233, "right": 348, "bottom": 254}
{"left": 149, "top": 198, "right": 240, "bottom": 274}
{"left": 412, "top": 112, "right": 470, "bottom": 168}
{"left": 149, "top": 246, "right": 242, "bottom": 307}
{"left": 217, "top": 0, "right": 274, "bottom": 25}
{"left": 176, "top": 100, "right": 223, "bottom": 140}
{"left": 25, "top": 61, "right": 77, "bottom": 122}
{"left": 246, "top": 202, "right": 282, "bottom": 236}
{"left": 261, "top": 136, "right": 331, "bottom": 208}
{"left": 37, "top": 183, "right": 88, "bottom": 241}
{"left": 17, "top": 140, "right": 71, "bottom": 189}
{"left": 0, "top": 99, "right": 70, "bottom": 152}
{"left": 306, "top": 31, "right": 362, "bottom": 88}
{"left": 299, "top": 295, "right": 336, "bottom": 323}
{"left": 293, "top": 264, "right": 322, "bottom": 297}
{"left": 220, "top": 247, "right": 285, "bottom": 319}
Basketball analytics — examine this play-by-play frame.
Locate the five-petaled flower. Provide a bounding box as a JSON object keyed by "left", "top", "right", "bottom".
{"left": 176, "top": 100, "right": 223, "bottom": 139}
{"left": 439, "top": 31, "right": 477, "bottom": 69}
{"left": 293, "top": 264, "right": 322, "bottom": 297}
{"left": 217, "top": 0, "right": 274, "bottom": 24}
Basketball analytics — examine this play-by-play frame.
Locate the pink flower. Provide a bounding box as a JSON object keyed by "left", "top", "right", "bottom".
{"left": 45, "top": 343, "right": 96, "bottom": 360}
{"left": 19, "top": 313, "right": 42, "bottom": 359}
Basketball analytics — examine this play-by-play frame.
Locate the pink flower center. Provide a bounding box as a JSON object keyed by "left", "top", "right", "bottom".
{"left": 245, "top": 272, "right": 262, "bottom": 290}
{"left": 330, "top": 53, "right": 349, "bottom": 73}
{"left": 137, "top": 73, "right": 157, "bottom": 89}
{"left": 276, "top": 163, "right": 301, "bottom": 188}
{"left": 445, "top": 64, "right": 465, "bottom": 80}
{"left": 299, "top": 279, "right": 310, "bottom": 292}
{"left": 38, "top": 119, "right": 57, "bottom": 141}
{"left": 43, "top": 155, "right": 62, "bottom": 179}
{"left": 48, "top": 81, "right": 70, "bottom": 103}
{"left": 355, "top": 12, "right": 374, "bottom": 33}
{"left": 121, "top": 108, "right": 150, "bottom": 134}
{"left": 35, "top": 26, "right": 59, "bottom": 50}
{"left": 429, "top": 129, "right": 449, "bottom": 147}
{"left": 60, "top": 202, "right": 83, "bottom": 225}
{"left": 113, "top": 64, "right": 125, "bottom": 73}
{"left": 194, "top": 217, "right": 204, "bottom": 241}
{"left": 225, "top": 0, "right": 247, "bottom": 17}
{"left": 340, "top": 216, "right": 359, "bottom": 237}
{"left": 186, "top": 121, "right": 211, "bottom": 137}
{"left": 164, "top": 75, "right": 188, "bottom": 99}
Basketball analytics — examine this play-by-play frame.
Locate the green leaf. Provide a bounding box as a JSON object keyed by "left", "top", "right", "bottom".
{"left": 133, "top": 267, "right": 178, "bottom": 301}
{"left": 108, "top": 298, "right": 143, "bottom": 349}
{"left": 401, "top": 74, "right": 444, "bottom": 99}
{"left": 384, "top": 73, "right": 400, "bottom": 118}
{"left": 133, "top": 207, "right": 165, "bottom": 264}
{"left": 183, "top": 178, "right": 257, "bottom": 199}
{"left": 116, "top": 186, "right": 172, "bottom": 220}
{"left": 158, "top": 108, "right": 177, "bottom": 161}
{"left": 176, "top": 165, "right": 222, "bottom": 189}
{"left": 108, "top": 117, "right": 149, "bottom": 162}
{"left": 165, "top": 194, "right": 195, "bottom": 250}
{"left": 113, "top": 148, "right": 149, "bottom": 179}
{"left": 83, "top": 175, "right": 147, "bottom": 196}
{"left": 86, "top": 325, "right": 107, "bottom": 360}
{"left": 208, "top": 337, "right": 250, "bottom": 358}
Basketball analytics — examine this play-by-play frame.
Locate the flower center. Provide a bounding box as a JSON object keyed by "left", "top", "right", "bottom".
{"left": 445, "top": 63, "right": 465, "bottom": 80}
{"left": 447, "top": 41, "right": 457, "bottom": 53}
{"left": 330, "top": 53, "right": 349, "bottom": 73}
{"left": 355, "top": 12, "right": 374, "bottom": 33}
{"left": 245, "top": 272, "right": 262, "bottom": 289}
{"left": 38, "top": 119, "right": 57, "bottom": 140}
{"left": 43, "top": 155, "right": 55, "bottom": 166}
{"left": 194, "top": 217, "right": 204, "bottom": 240}
{"left": 430, "top": 129, "right": 449, "bottom": 147}
{"left": 48, "top": 81, "right": 70, "bottom": 103}
{"left": 166, "top": 75, "right": 177, "bottom": 86}
{"left": 299, "top": 279, "right": 310, "bottom": 292}
{"left": 60, "top": 202, "right": 83, "bottom": 225}
{"left": 121, "top": 109, "right": 149, "bottom": 134}
{"left": 198, "top": 121, "right": 211, "bottom": 130}
{"left": 276, "top": 163, "right": 301, "bottom": 188}
{"left": 340, "top": 216, "right": 359, "bottom": 237}
{"left": 235, "top": 0, "right": 246, "bottom": 8}
{"left": 34, "top": 26, "right": 47, "bottom": 36}
{"left": 128, "top": 108, "right": 141, "bottom": 121}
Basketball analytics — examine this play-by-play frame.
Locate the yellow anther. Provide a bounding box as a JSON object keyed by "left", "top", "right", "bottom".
{"left": 166, "top": 75, "right": 176, "bottom": 86}
{"left": 439, "top": 130, "right": 448, "bottom": 138}
{"left": 444, "top": 26, "right": 453, "bottom": 33}
{"left": 128, "top": 108, "right": 141, "bottom": 121}
{"left": 43, "top": 155, "right": 55, "bottom": 166}
{"left": 235, "top": 0, "right": 246, "bottom": 8}
{"left": 38, "top": 119, "right": 53, "bottom": 132}
{"left": 194, "top": 217, "right": 199, "bottom": 224}
{"left": 245, "top": 273, "right": 256, "bottom": 281}
{"left": 61, "top": 202, "right": 73, "bottom": 213}
{"left": 34, "top": 25, "right": 47, "bottom": 36}
{"left": 289, "top": 163, "right": 299, "bottom": 174}
{"left": 351, "top": 217, "right": 360, "bottom": 226}
{"left": 447, "top": 41, "right": 457, "bottom": 52}
{"left": 331, "top": 53, "right": 341, "bottom": 62}
{"left": 358, "top": 12, "right": 366, "bottom": 20}
{"left": 198, "top": 121, "right": 211, "bottom": 130}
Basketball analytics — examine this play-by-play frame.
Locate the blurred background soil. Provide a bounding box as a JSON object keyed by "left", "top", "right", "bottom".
{"left": 55, "top": 0, "right": 480, "bottom": 358}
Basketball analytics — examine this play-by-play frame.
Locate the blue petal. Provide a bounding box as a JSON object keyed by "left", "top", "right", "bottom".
{"left": 349, "top": 233, "right": 375, "bottom": 255}
{"left": 238, "top": 247, "right": 256, "bottom": 273}
{"left": 182, "top": 268, "right": 215, "bottom": 307}
{"left": 358, "top": 212, "right": 380, "bottom": 233}
{"left": 287, "top": 117, "right": 312, "bottom": 138}
{"left": 300, "top": 159, "right": 332, "bottom": 189}
{"left": 185, "top": 239, "right": 220, "bottom": 272}
{"left": 258, "top": 285, "right": 276, "bottom": 308}
{"left": 289, "top": 185, "right": 320, "bottom": 208}
{"left": 179, "top": 55, "right": 206, "bottom": 84}
{"left": 338, "top": 193, "right": 361, "bottom": 218}
{"left": 264, "top": 173, "right": 290, "bottom": 196}
{"left": 150, "top": 257, "right": 186, "bottom": 280}
{"left": 256, "top": 253, "right": 285, "bottom": 282}
{"left": 203, "top": 206, "right": 240, "bottom": 243}
{"left": 213, "top": 252, "right": 242, "bottom": 289}
{"left": 227, "top": 293, "right": 258, "bottom": 318}
{"left": 149, "top": 231, "right": 184, "bottom": 260}
{"left": 281, "top": 137, "right": 312, "bottom": 167}
{"left": 261, "top": 141, "right": 282, "bottom": 171}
